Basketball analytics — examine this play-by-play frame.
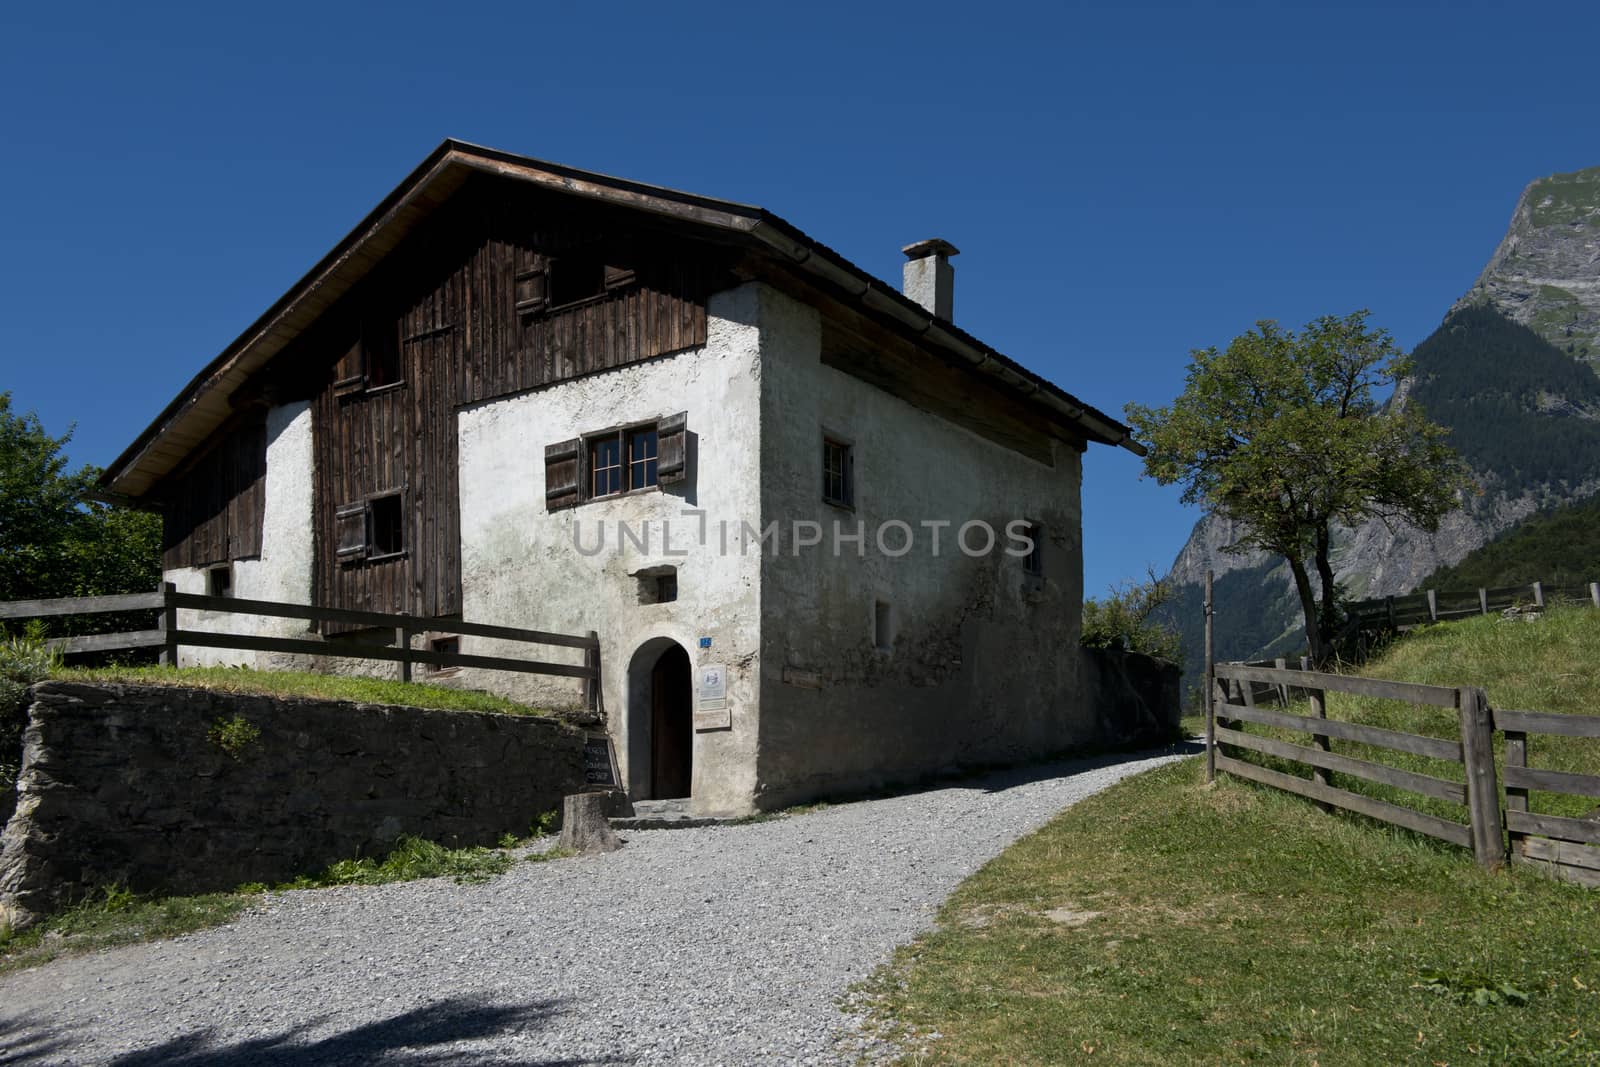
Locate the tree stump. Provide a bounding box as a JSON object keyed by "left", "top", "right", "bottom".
{"left": 559, "top": 792, "right": 620, "bottom": 854}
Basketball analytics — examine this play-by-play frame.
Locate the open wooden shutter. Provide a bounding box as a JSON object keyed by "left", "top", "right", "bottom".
{"left": 335, "top": 501, "right": 369, "bottom": 563}
{"left": 515, "top": 266, "right": 549, "bottom": 317}
{"left": 545, "top": 438, "right": 582, "bottom": 511}
{"left": 333, "top": 337, "right": 365, "bottom": 397}
{"left": 604, "top": 264, "right": 636, "bottom": 291}
{"left": 658, "top": 411, "right": 688, "bottom": 485}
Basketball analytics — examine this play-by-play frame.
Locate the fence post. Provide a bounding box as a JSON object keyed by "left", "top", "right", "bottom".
{"left": 1590, "top": 582, "right": 1599, "bottom": 609}
{"left": 395, "top": 625, "right": 411, "bottom": 683}
{"left": 583, "top": 629, "right": 602, "bottom": 715}
{"left": 1479, "top": 588, "right": 1488, "bottom": 616}
{"left": 1503, "top": 728, "right": 1528, "bottom": 866}
{"left": 1426, "top": 589, "right": 1438, "bottom": 623}
{"left": 1204, "top": 570, "right": 1215, "bottom": 783}
{"left": 1532, "top": 582, "right": 1544, "bottom": 611}
{"left": 1458, "top": 686, "right": 1505, "bottom": 870}
{"left": 1386, "top": 595, "right": 1396, "bottom": 630}
{"left": 157, "top": 581, "right": 178, "bottom": 667}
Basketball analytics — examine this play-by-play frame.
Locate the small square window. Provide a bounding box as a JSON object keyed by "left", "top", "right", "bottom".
{"left": 364, "top": 319, "right": 402, "bottom": 390}
{"left": 369, "top": 494, "right": 404, "bottom": 557}
{"left": 823, "top": 437, "right": 854, "bottom": 508}
{"left": 636, "top": 567, "right": 679, "bottom": 605}
{"left": 549, "top": 258, "right": 606, "bottom": 309}
{"left": 874, "top": 599, "right": 894, "bottom": 652}
{"left": 427, "top": 636, "right": 460, "bottom": 674}
{"left": 207, "top": 564, "right": 232, "bottom": 598}
{"left": 1023, "top": 522, "right": 1044, "bottom": 577}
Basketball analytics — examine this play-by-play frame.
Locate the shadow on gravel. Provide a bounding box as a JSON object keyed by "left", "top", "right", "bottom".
{"left": 969, "top": 741, "right": 1202, "bottom": 795}
{"left": 27, "top": 993, "right": 631, "bottom": 1067}
{"left": 807, "top": 740, "right": 1200, "bottom": 808}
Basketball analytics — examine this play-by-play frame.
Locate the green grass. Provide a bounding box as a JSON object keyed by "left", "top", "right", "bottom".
{"left": 54, "top": 665, "right": 550, "bottom": 717}
{"left": 0, "top": 887, "right": 253, "bottom": 975}
{"left": 1242, "top": 606, "right": 1600, "bottom": 823}
{"left": 860, "top": 758, "right": 1600, "bottom": 1065}
{"left": 278, "top": 834, "right": 514, "bottom": 889}
{"left": 861, "top": 607, "right": 1600, "bottom": 1064}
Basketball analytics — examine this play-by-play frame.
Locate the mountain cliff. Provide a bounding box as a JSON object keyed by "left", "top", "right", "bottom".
{"left": 1155, "top": 167, "right": 1600, "bottom": 683}
{"left": 1457, "top": 166, "right": 1600, "bottom": 366}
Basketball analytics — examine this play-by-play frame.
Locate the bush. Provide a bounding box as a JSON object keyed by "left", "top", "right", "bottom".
{"left": 1081, "top": 573, "right": 1183, "bottom": 662}
{"left": 1, "top": 629, "right": 57, "bottom": 820}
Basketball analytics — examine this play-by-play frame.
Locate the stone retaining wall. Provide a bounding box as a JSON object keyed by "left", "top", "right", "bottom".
{"left": 1078, "top": 646, "right": 1183, "bottom": 748}
{"left": 0, "top": 682, "right": 586, "bottom": 926}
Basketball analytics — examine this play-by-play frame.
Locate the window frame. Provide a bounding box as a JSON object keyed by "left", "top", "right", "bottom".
{"left": 1022, "top": 521, "right": 1044, "bottom": 578}
{"left": 583, "top": 420, "right": 663, "bottom": 503}
{"left": 822, "top": 433, "right": 855, "bottom": 510}
{"left": 364, "top": 490, "right": 407, "bottom": 563}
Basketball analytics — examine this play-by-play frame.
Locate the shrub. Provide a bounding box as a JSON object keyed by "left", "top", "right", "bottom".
{"left": 206, "top": 715, "right": 260, "bottom": 760}
{"left": 1, "top": 629, "right": 57, "bottom": 818}
{"left": 1081, "top": 572, "right": 1183, "bottom": 662}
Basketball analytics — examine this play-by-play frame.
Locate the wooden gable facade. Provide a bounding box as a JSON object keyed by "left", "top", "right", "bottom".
{"left": 156, "top": 173, "right": 732, "bottom": 621}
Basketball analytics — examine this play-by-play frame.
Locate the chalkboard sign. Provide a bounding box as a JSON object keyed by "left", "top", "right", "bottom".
{"left": 583, "top": 735, "right": 619, "bottom": 787}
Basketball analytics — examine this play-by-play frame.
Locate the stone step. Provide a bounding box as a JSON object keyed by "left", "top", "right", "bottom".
{"left": 609, "top": 798, "right": 739, "bottom": 830}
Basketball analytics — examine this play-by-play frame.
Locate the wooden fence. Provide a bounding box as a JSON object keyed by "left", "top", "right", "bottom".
{"left": 1206, "top": 660, "right": 1600, "bottom": 885}
{"left": 1347, "top": 579, "right": 1600, "bottom": 635}
{"left": 0, "top": 583, "right": 601, "bottom": 708}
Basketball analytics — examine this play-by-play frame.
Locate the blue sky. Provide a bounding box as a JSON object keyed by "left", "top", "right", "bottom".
{"left": 3, "top": 0, "right": 1597, "bottom": 596}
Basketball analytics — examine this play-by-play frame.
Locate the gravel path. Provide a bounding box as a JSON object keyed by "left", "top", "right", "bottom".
{"left": 0, "top": 747, "right": 1191, "bottom": 1066}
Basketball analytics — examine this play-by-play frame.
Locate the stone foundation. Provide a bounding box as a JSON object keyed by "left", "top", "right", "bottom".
{"left": 0, "top": 682, "right": 586, "bottom": 927}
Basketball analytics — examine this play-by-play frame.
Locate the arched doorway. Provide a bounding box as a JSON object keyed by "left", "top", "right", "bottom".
{"left": 626, "top": 638, "right": 692, "bottom": 800}
{"left": 649, "top": 644, "right": 692, "bottom": 798}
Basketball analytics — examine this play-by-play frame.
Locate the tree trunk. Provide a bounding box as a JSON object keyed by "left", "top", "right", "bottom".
{"left": 559, "top": 793, "right": 621, "bottom": 854}
{"left": 1314, "top": 524, "right": 1339, "bottom": 659}
{"left": 1287, "top": 555, "right": 1327, "bottom": 666}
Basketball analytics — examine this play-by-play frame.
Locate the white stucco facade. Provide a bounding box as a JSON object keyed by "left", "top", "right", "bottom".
{"left": 164, "top": 401, "right": 316, "bottom": 668}
{"left": 160, "top": 284, "right": 1098, "bottom": 817}
{"left": 455, "top": 284, "right": 767, "bottom": 814}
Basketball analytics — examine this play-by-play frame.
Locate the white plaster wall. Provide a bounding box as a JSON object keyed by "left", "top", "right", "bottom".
{"left": 456, "top": 284, "right": 767, "bottom": 815}
{"left": 165, "top": 401, "right": 316, "bottom": 669}
{"left": 755, "top": 289, "right": 1088, "bottom": 806}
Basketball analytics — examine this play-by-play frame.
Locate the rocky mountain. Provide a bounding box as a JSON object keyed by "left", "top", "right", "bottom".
{"left": 1457, "top": 166, "right": 1600, "bottom": 367}
{"left": 1155, "top": 167, "right": 1600, "bottom": 684}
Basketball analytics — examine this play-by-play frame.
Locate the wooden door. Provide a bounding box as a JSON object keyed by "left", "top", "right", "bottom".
{"left": 650, "top": 644, "right": 692, "bottom": 798}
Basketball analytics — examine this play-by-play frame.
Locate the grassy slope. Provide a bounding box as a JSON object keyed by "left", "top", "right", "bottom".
{"left": 53, "top": 665, "right": 550, "bottom": 717}
{"left": 863, "top": 609, "right": 1600, "bottom": 1065}
{"left": 1420, "top": 495, "right": 1600, "bottom": 592}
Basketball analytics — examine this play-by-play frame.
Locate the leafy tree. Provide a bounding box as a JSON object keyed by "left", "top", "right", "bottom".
{"left": 1081, "top": 570, "right": 1183, "bottom": 663}
{"left": 0, "top": 392, "right": 160, "bottom": 617}
{"left": 1127, "top": 312, "right": 1471, "bottom": 664}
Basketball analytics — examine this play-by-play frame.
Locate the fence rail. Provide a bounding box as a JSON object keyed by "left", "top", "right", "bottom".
{"left": 1201, "top": 568, "right": 1600, "bottom": 885}
{"left": 1208, "top": 659, "right": 1600, "bottom": 885}
{"left": 0, "top": 584, "right": 601, "bottom": 705}
{"left": 1346, "top": 579, "right": 1600, "bottom": 635}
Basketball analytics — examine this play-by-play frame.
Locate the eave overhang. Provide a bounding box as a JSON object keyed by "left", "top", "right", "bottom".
{"left": 100, "top": 139, "right": 1141, "bottom": 500}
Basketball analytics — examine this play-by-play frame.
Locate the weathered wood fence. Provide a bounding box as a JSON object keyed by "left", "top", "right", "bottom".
{"left": 1206, "top": 660, "right": 1600, "bottom": 886}
{"left": 1347, "top": 579, "right": 1600, "bottom": 635}
{"left": 0, "top": 584, "right": 601, "bottom": 708}
{"left": 1199, "top": 569, "right": 1600, "bottom": 886}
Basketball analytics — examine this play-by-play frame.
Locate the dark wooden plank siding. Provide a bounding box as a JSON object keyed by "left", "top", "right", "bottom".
{"left": 289, "top": 176, "right": 723, "bottom": 627}
{"left": 161, "top": 416, "right": 266, "bottom": 569}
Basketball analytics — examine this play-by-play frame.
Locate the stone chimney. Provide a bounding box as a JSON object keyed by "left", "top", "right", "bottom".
{"left": 901, "top": 238, "right": 959, "bottom": 320}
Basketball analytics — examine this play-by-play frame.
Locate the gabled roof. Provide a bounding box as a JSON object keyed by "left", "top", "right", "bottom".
{"left": 100, "top": 139, "right": 1141, "bottom": 500}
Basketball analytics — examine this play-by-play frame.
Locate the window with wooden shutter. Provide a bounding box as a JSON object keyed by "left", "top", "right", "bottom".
{"left": 335, "top": 502, "right": 368, "bottom": 563}
{"left": 545, "top": 438, "right": 582, "bottom": 511}
{"left": 333, "top": 337, "right": 365, "bottom": 397}
{"left": 515, "top": 266, "right": 548, "bottom": 317}
{"left": 364, "top": 317, "right": 402, "bottom": 389}
{"left": 657, "top": 411, "right": 688, "bottom": 485}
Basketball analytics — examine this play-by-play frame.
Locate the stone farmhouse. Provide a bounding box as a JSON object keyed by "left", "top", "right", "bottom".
{"left": 99, "top": 140, "right": 1154, "bottom": 816}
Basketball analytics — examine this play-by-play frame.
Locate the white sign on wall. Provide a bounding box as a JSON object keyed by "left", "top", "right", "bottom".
{"left": 694, "top": 662, "right": 731, "bottom": 731}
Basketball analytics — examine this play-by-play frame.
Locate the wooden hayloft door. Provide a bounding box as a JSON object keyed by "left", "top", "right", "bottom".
{"left": 650, "top": 644, "right": 692, "bottom": 798}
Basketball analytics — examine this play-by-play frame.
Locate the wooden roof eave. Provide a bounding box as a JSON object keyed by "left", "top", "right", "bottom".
{"left": 101, "top": 140, "right": 1140, "bottom": 501}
